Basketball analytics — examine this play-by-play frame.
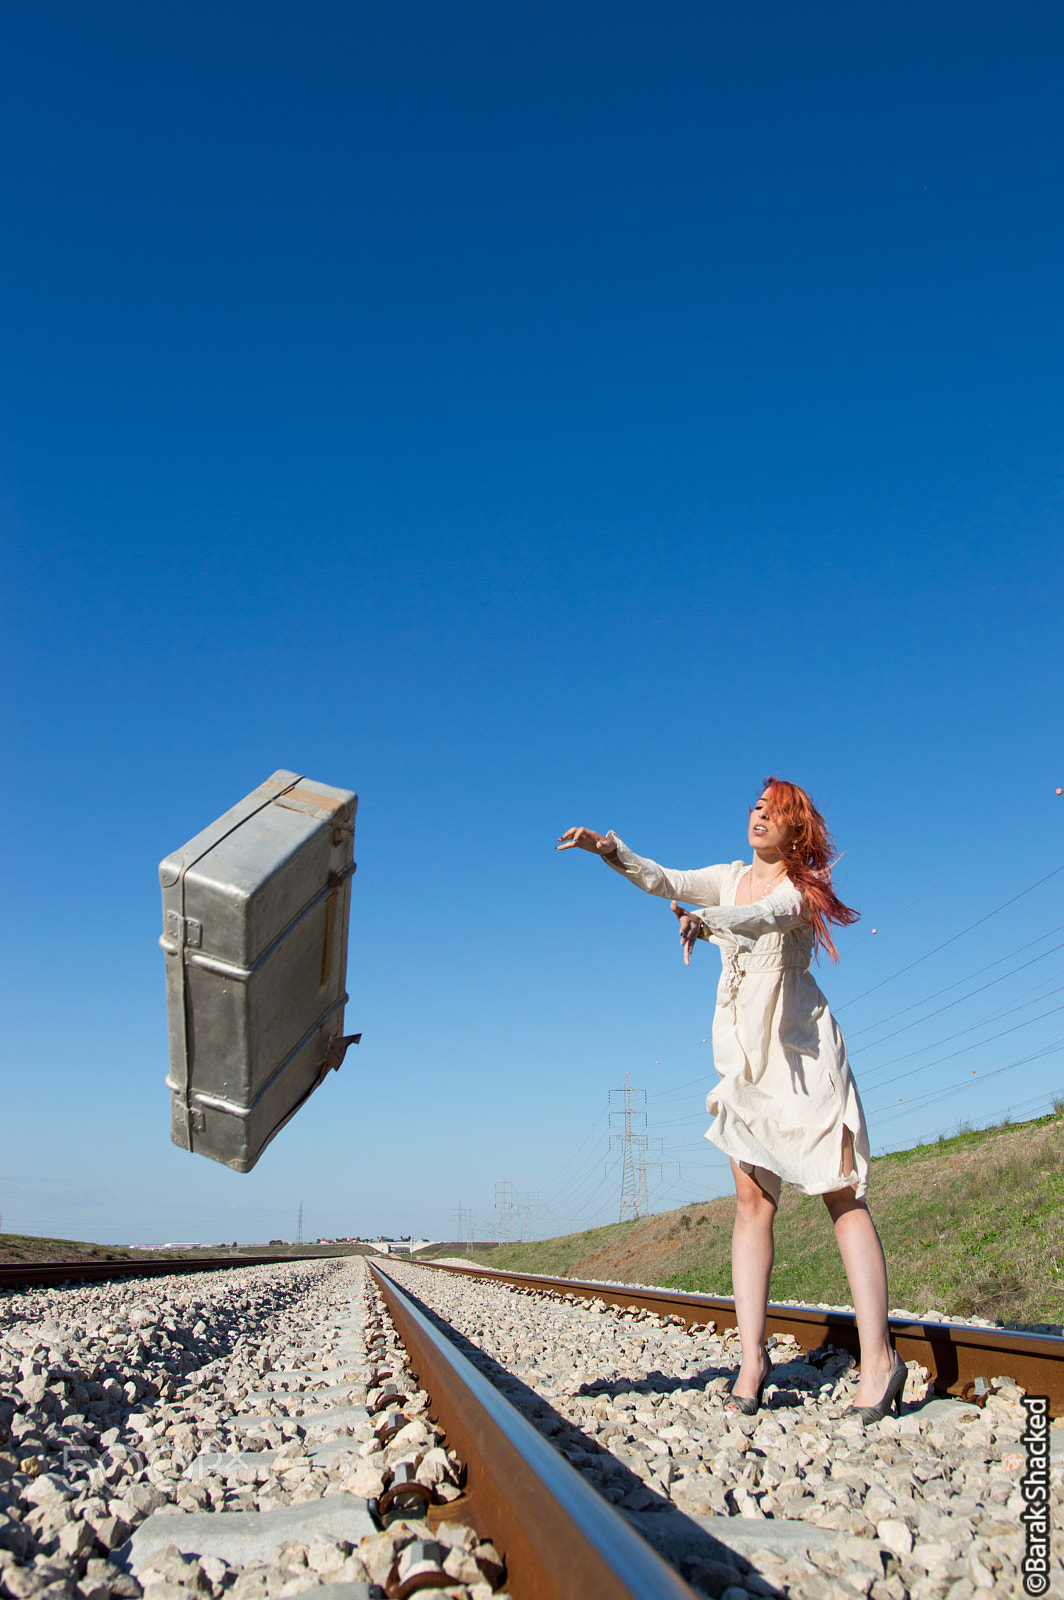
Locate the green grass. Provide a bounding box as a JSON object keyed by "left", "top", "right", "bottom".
{"left": 464, "top": 1113, "right": 1064, "bottom": 1323}
{"left": 480, "top": 1220, "right": 646, "bottom": 1277}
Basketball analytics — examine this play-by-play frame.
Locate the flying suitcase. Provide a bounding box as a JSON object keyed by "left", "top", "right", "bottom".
{"left": 159, "top": 770, "right": 360, "bottom": 1172}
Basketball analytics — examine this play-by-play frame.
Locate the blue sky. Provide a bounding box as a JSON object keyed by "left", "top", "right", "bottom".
{"left": 3, "top": 1, "right": 1061, "bottom": 1245}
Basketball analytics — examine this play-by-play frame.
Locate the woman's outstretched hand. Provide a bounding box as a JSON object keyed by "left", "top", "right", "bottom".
{"left": 672, "top": 900, "right": 702, "bottom": 966}
{"left": 556, "top": 826, "right": 617, "bottom": 855}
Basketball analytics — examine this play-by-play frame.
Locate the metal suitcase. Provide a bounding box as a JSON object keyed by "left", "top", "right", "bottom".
{"left": 159, "top": 770, "right": 360, "bottom": 1173}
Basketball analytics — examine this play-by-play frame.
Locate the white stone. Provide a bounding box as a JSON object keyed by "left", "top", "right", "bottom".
{"left": 877, "top": 1519, "right": 914, "bottom": 1557}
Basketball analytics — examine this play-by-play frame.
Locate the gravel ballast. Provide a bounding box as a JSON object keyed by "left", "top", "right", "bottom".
{"left": 2, "top": 1254, "right": 1060, "bottom": 1600}
{"left": 380, "top": 1259, "right": 1063, "bottom": 1600}
{"left": 0, "top": 1260, "right": 508, "bottom": 1600}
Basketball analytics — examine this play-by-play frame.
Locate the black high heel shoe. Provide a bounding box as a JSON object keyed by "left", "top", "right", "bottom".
{"left": 726, "top": 1346, "right": 772, "bottom": 1416}
{"left": 844, "top": 1351, "right": 907, "bottom": 1424}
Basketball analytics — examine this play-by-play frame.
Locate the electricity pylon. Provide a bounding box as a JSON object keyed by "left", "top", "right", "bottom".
{"left": 517, "top": 1190, "right": 542, "bottom": 1242}
{"left": 607, "top": 1073, "right": 678, "bottom": 1221}
{"left": 608, "top": 1073, "right": 648, "bottom": 1221}
{"left": 494, "top": 1180, "right": 515, "bottom": 1242}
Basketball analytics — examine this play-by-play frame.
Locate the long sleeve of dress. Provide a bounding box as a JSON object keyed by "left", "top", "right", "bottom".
{"left": 601, "top": 833, "right": 730, "bottom": 907}
{"left": 696, "top": 882, "right": 809, "bottom": 948}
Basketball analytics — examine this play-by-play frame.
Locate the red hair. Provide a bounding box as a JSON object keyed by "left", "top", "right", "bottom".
{"left": 758, "top": 777, "right": 859, "bottom": 962}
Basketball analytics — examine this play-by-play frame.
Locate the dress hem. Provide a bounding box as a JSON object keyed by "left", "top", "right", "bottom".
{"left": 704, "top": 1122, "right": 869, "bottom": 1202}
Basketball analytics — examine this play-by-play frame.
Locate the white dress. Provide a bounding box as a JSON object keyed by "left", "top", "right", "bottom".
{"left": 604, "top": 836, "right": 870, "bottom": 1203}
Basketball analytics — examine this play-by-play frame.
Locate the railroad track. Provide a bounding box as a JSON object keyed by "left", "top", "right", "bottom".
{"left": 1, "top": 1255, "right": 701, "bottom": 1600}
{"left": 7, "top": 1252, "right": 1057, "bottom": 1417}
{"left": 1, "top": 1253, "right": 1057, "bottom": 1599}
{"left": 410, "top": 1258, "right": 1064, "bottom": 1418}
{"left": 0, "top": 1255, "right": 328, "bottom": 1292}
{"left": 367, "top": 1260, "right": 697, "bottom": 1599}
{"left": 375, "top": 1255, "right": 1060, "bottom": 1598}
{"left": 7, "top": 1253, "right": 1058, "bottom": 1418}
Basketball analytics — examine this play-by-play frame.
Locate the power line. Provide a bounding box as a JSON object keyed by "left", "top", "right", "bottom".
{"left": 538, "top": 1127, "right": 614, "bottom": 1210}
{"left": 861, "top": 1002, "right": 1064, "bottom": 1096}
{"left": 836, "top": 862, "right": 1064, "bottom": 1011}
{"left": 877, "top": 1086, "right": 1064, "bottom": 1152}
{"left": 843, "top": 790, "right": 1062, "bottom": 952}
{"left": 647, "top": 1068, "right": 715, "bottom": 1104}
{"left": 549, "top": 1160, "right": 612, "bottom": 1209}
{"left": 846, "top": 929, "right": 1064, "bottom": 1044}
{"left": 537, "top": 1099, "right": 611, "bottom": 1199}
{"left": 868, "top": 1039, "right": 1063, "bottom": 1128}
{"left": 856, "top": 980, "right": 1064, "bottom": 1084}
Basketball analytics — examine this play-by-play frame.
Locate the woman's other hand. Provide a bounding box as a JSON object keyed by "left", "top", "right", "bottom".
{"left": 557, "top": 826, "right": 617, "bottom": 855}
{"left": 671, "top": 900, "right": 702, "bottom": 965}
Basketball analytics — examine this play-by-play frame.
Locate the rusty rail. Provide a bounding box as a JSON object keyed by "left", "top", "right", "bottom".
{"left": 0, "top": 1254, "right": 332, "bottom": 1291}
{"left": 368, "top": 1262, "right": 699, "bottom": 1600}
{"left": 412, "top": 1260, "right": 1064, "bottom": 1417}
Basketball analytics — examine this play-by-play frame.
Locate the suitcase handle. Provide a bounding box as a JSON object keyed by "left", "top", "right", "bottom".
{"left": 326, "top": 1032, "right": 362, "bottom": 1073}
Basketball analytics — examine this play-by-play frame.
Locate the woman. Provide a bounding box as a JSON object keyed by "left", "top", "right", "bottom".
{"left": 558, "top": 779, "right": 904, "bottom": 1423}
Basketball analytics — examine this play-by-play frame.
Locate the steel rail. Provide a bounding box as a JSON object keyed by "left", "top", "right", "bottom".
{"left": 368, "top": 1261, "right": 699, "bottom": 1600}
{"left": 0, "top": 1254, "right": 332, "bottom": 1291}
{"left": 411, "top": 1260, "right": 1064, "bottom": 1417}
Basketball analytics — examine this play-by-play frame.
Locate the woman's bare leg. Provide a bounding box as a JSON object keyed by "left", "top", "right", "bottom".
{"left": 729, "top": 1159, "right": 776, "bottom": 1402}
{"left": 822, "top": 1187, "right": 895, "bottom": 1406}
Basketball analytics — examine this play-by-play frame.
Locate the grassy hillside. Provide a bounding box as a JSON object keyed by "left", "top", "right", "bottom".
{"left": 439, "top": 1114, "right": 1064, "bottom": 1324}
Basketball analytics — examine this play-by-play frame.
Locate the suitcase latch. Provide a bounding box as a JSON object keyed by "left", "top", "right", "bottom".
{"left": 164, "top": 911, "right": 203, "bottom": 948}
